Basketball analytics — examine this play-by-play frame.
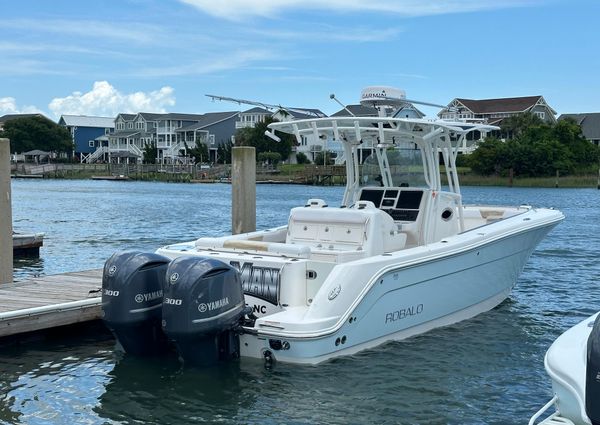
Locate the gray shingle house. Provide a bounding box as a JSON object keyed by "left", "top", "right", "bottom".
{"left": 88, "top": 111, "right": 239, "bottom": 164}
{"left": 558, "top": 113, "right": 600, "bottom": 146}
{"left": 439, "top": 95, "right": 557, "bottom": 125}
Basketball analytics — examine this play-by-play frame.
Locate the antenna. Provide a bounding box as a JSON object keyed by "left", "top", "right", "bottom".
{"left": 330, "top": 93, "right": 355, "bottom": 117}
{"left": 402, "top": 98, "right": 448, "bottom": 109}
{"left": 205, "top": 94, "right": 325, "bottom": 118}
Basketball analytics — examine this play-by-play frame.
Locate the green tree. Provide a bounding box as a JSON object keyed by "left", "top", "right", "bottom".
{"left": 257, "top": 151, "right": 282, "bottom": 165}
{"left": 553, "top": 118, "right": 599, "bottom": 168}
{"left": 500, "top": 112, "right": 545, "bottom": 139}
{"left": 468, "top": 115, "right": 600, "bottom": 177}
{"left": 314, "top": 150, "right": 335, "bottom": 166}
{"left": 142, "top": 141, "right": 157, "bottom": 164}
{"left": 217, "top": 141, "right": 233, "bottom": 164}
{"left": 466, "top": 138, "right": 508, "bottom": 175}
{"left": 188, "top": 141, "right": 209, "bottom": 164}
{"left": 1, "top": 116, "right": 73, "bottom": 153}
{"left": 234, "top": 117, "right": 294, "bottom": 161}
{"left": 296, "top": 152, "right": 310, "bottom": 164}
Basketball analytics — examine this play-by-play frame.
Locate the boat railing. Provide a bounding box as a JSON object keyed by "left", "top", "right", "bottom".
{"left": 528, "top": 396, "right": 575, "bottom": 425}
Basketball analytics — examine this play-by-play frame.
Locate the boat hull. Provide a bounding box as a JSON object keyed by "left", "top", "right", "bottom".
{"left": 240, "top": 222, "right": 558, "bottom": 364}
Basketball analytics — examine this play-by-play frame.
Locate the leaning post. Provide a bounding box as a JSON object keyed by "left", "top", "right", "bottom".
{"left": 231, "top": 146, "right": 256, "bottom": 235}
{"left": 0, "top": 138, "right": 13, "bottom": 284}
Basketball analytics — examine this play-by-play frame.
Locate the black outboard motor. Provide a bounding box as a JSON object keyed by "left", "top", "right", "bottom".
{"left": 161, "top": 256, "right": 246, "bottom": 367}
{"left": 587, "top": 314, "right": 600, "bottom": 425}
{"left": 102, "top": 251, "right": 171, "bottom": 356}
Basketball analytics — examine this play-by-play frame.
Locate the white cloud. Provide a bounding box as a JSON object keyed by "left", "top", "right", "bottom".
{"left": 179, "top": 0, "right": 540, "bottom": 20}
{"left": 48, "top": 81, "right": 176, "bottom": 118}
{"left": 0, "top": 19, "right": 159, "bottom": 44}
{"left": 135, "top": 49, "right": 275, "bottom": 77}
{"left": 0, "top": 97, "right": 43, "bottom": 115}
{"left": 251, "top": 26, "right": 403, "bottom": 43}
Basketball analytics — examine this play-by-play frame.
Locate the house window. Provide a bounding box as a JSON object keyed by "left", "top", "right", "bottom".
{"left": 534, "top": 111, "right": 545, "bottom": 120}
{"left": 89, "top": 141, "right": 95, "bottom": 147}
{"left": 136, "top": 122, "right": 144, "bottom": 130}
{"left": 209, "top": 135, "right": 215, "bottom": 145}
{"left": 127, "top": 122, "right": 133, "bottom": 129}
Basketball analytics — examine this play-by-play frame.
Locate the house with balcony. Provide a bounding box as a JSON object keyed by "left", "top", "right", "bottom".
{"left": 437, "top": 95, "right": 557, "bottom": 152}
{"left": 87, "top": 111, "right": 240, "bottom": 164}
{"left": 439, "top": 95, "right": 557, "bottom": 125}
{"left": 175, "top": 111, "right": 240, "bottom": 163}
{"left": 236, "top": 107, "right": 271, "bottom": 129}
{"left": 58, "top": 115, "right": 114, "bottom": 161}
{"left": 558, "top": 113, "right": 600, "bottom": 146}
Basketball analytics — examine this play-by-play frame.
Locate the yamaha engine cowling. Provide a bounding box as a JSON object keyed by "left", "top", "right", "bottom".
{"left": 587, "top": 314, "right": 600, "bottom": 425}
{"left": 102, "top": 251, "right": 171, "bottom": 356}
{"left": 162, "top": 256, "right": 246, "bottom": 367}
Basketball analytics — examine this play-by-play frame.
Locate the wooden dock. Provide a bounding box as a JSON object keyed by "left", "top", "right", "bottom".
{"left": 0, "top": 269, "right": 103, "bottom": 338}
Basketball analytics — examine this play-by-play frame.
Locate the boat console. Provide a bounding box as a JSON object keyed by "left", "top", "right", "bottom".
{"left": 359, "top": 187, "right": 425, "bottom": 222}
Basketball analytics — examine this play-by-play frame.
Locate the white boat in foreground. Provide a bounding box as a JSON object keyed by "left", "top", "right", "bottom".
{"left": 529, "top": 313, "right": 600, "bottom": 425}
{"left": 101, "top": 87, "right": 564, "bottom": 366}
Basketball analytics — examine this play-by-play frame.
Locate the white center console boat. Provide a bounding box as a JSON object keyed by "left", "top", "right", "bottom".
{"left": 530, "top": 313, "right": 600, "bottom": 425}
{"left": 101, "top": 88, "right": 564, "bottom": 366}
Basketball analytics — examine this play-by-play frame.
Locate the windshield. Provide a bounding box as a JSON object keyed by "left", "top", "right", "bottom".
{"left": 360, "top": 148, "right": 428, "bottom": 188}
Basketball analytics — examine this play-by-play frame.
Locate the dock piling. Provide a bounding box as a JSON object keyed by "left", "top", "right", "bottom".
{"left": 0, "top": 138, "right": 13, "bottom": 284}
{"left": 232, "top": 146, "right": 256, "bottom": 235}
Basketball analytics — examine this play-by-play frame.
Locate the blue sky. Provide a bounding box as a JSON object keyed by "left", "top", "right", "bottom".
{"left": 1, "top": 0, "right": 598, "bottom": 119}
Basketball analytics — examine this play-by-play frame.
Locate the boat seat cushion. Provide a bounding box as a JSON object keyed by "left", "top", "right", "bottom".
{"left": 287, "top": 201, "right": 406, "bottom": 256}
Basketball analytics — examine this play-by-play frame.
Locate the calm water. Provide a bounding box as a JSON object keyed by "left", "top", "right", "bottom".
{"left": 3, "top": 180, "right": 600, "bottom": 425}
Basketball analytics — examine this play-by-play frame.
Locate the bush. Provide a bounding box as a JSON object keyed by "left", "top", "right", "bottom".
{"left": 296, "top": 152, "right": 310, "bottom": 164}
{"left": 467, "top": 118, "right": 600, "bottom": 177}
{"left": 257, "top": 151, "right": 282, "bottom": 165}
{"left": 314, "top": 150, "right": 335, "bottom": 166}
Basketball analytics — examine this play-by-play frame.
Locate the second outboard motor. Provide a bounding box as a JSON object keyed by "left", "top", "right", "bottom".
{"left": 102, "top": 251, "right": 171, "bottom": 356}
{"left": 162, "top": 256, "right": 246, "bottom": 367}
{"left": 587, "top": 314, "right": 600, "bottom": 425}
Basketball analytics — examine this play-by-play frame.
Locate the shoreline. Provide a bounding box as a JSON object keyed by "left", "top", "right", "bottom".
{"left": 10, "top": 172, "right": 600, "bottom": 188}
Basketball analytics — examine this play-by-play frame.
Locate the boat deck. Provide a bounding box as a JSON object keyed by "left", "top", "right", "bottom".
{"left": 0, "top": 269, "right": 103, "bottom": 338}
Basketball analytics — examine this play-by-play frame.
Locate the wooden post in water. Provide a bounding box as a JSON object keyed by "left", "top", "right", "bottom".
{"left": 555, "top": 170, "right": 559, "bottom": 188}
{"left": 0, "top": 138, "right": 13, "bottom": 284}
{"left": 232, "top": 146, "right": 256, "bottom": 235}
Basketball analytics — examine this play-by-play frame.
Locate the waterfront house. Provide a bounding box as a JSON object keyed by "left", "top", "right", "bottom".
{"left": 558, "top": 113, "right": 600, "bottom": 146}
{"left": 436, "top": 95, "right": 557, "bottom": 152}
{"left": 90, "top": 111, "right": 240, "bottom": 164}
{"left": 439, "top": 95, "right": 557, "bottom": 125}
{"left": 236, "top": 107, "right": 271, "bottom": 130}
{"left": 175, "top": 111, "right": 240, "bottom": 163}
{"left": 58, "top": 115, "right": 114, "bottom": 161}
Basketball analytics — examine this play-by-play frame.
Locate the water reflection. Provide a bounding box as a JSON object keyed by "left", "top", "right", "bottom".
{"left": 97, "top": 355, "right": 256, "bottom": 424}
{"left": 12, "top": 257, "right": 44, "bottom": 281}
